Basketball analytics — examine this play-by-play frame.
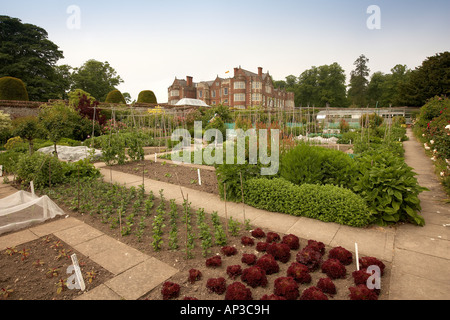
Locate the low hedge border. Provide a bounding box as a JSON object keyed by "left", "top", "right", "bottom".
{"left": 244, "top": 177, "right": 372, "bottom": 227}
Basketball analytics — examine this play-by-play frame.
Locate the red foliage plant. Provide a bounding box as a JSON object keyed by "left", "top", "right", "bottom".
{"left": 206, "top": 277, "right": 227, "bottom": 295}
{"left": 241, "top": 236, "right": 255, "bottom": 246}
{"left": 300, "top": 286, "right": 329, "bottom": 300}
{"left": 317, "top": 277, "right": 336, "bottom": 295}
{"left": 241, "top": 266, "right": 268, "bottom": 288}
{"left": 256, "top": 254, "right": 280, "bottom": 275}
{"left": 241, "top": 253, "right": 257, "bottom": 266}
{"left": 226, "top": 265, "right": 243, "bottom": 280}
{"left": 352, "top": 269, "right": 370, "bottom": 286}
{"left": 286, "top": 262, "right": 312, "bottom": 284}
{"left": 267, "top": 243, "right": 291, "bottom": 263}
{"left": 161, "top": 281, "right": 180, "bottom": 300}
{"left": 281, "top": 234, "right": 300, "bottom": 250}
{"left": 359, "top": 257, "right": 386, "bottom": 276}
{"left": 329, "top": 246, "right": 353, "bottom": 265}
{"left": 206, "top": 255, "right": 222, "bottom": 268}
{"left": 256, "top": 242, "right": 269, "bottom": 252}
{"left": 305, "top": 239, "right": 325, "bottom": 255}
{"left": 273, "top": 277, "right": 299, "bottom": 300}
{"left": 221, "top": 246, "right": 237, "bottom": 256}
{"left": 349, "top": 284, "right": 378, "bottom": 300}
{"left": 251, "top": 228, "right": 266, "bottom": 238}
{"left": 260, "top": 294, "right": 286, "bottom": 300}
{"left": 188, "top": 269, "right": 202, "bottom": 283}
{"left": 225, "top": 282, "right": 253, "bottom": 300}
{"left": 183, "top": 296, "right": 198, "bottom": 300}
{"left": 266, "top": 232, "right": 281, "bottom": 243}
{"left": 321, "top": 258, "right": 347, "bottom": 280}
{"left": 296, "top": 247, "right": 322, "bottom": 271}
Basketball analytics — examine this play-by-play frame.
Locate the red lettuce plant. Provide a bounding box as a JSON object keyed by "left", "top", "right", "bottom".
{"left": 349, "top": 284, "right": 378, "bottom": 300}
{"left": 256, "top": 254, "right": 280, "bottom": 275}
{"left": 241, "top": 236, "right": 255, "bottom": 246}
{"left": 260, "top": 294, "right": 286, "bottom": 300}
{"left": 227, "top": 265, "right": 243, "bottom": 280}
{"left": 305, "top": 239, "right": 325, "bottom": 255}
{"left": 241, "top": 253, "right": 257, "bottom": 265}
{"left": 251, "top": 228, "right": 266, "bottom": 238}
{"left": 206, "top": 255, "right": 222, "bottom": 268}
{"left": 161, "top": 281, "right": 180, "bottom": 300}
{"left": 267, "top": 243, "right": 291, "bottom": 263}
{"left": 299, "top": 286, "right": 329, "bottom": 300}
{"left": 266, "top": 232, "right": 281, "bottom": 243}
{"left": 225, "top": 282, "right": 253, "bottom": 300}
{"left": 329, "top": 246, "right": 353, "bottom": 265}
{"left": 321, "top": 258, "right": 347, "bottom": 279}
{"left": 359, "top": 256, "right": 386, "bottom": 276}
{"left": 206, "top": 277, "right": 227, "bottom": 295}
{"left": 281, "top": 234, "right": 300, "bottom": 250}
{"left": 183, "top": 296, "right": 198, "bottom": 300}
{"left": 352, "top": 269, "right": 381, "bottom": 296}
{"left": 221, "top": 246, "right": 237, "bottom": 256}
{"left": 296, "top": 246, "right": 322, "bottom": 271}
{"left": 317, "top": 277, "right": 336, "bottom": 295}
{"left": 273, "top": 277, "right": 299, "bottom": 300}
{"left": 241, "top": 266, "right": 268, "bottom": 288}
{"left": 188, "top": 269, "right": 202, "bottom": 283}
{"left": 287, "top": 262, "right": 311, "bottom": 284}
{"left": 256, "top": 242, "right": 269, "bottom": 252}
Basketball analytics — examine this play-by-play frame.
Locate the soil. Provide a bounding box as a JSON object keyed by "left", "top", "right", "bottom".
{"left": 108, "top": 159, "right": 219, "bottom": 195}
{"left": 1, "top": 168, "right": 391, "bottom": 301}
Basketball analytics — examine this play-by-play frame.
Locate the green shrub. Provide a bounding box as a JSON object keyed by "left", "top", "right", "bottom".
{"left": 280, "top": 144, "right": 357, "bottom": 189}
{"left": 100, "top": 133, "right": 126, "bottom": 165}
{"left": 353, "top": 150, "right": 427, "bottom": 226}
{"left": 137, "top": 90, "right": 157, "bottom": 104}
{"left": 105, "top": 89, "right": 126, "bottom": 104}
{"left": 244, "top": 177, "right": 372, "bottom": 227}
{"left": 0, "top": 77, "right": 29, "bottom": 101}
{"left": 16, "top": 152, "right": 66, "bottom": 188}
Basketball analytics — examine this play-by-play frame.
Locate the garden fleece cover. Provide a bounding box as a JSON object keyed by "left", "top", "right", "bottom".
{"left": 0, "top": 191, "right": 65, "bottom": 235}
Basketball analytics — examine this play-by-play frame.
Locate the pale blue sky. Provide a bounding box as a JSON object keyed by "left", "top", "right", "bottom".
{"left": 2, "top": 0, "right": 449, "bottom": 103}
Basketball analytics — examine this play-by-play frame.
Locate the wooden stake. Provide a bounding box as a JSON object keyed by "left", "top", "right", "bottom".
{"left": 224, "top": 183, "right": 228, "bottom": 236}
{"left": 240, "top": 172, "right": 246, "bottom": 223}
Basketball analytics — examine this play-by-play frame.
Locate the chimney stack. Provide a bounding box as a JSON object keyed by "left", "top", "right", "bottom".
{"left": 258, "top": 67, "right": 263, "bottom": 76}
{"left": 186, "top": 76, "right": 193, "bottom": 87}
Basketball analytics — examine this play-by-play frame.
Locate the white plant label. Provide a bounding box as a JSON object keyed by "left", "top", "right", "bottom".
{"left": 67, "top": 253, "right": 86, "bottom": 291}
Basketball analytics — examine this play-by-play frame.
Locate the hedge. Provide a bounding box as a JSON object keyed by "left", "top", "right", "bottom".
{"left": 244, "top": 177, "right": 372, "bottom": 227}
{"left": 0, "top": 77, "right": 29, "bottom": 101}
{"left": 137, "top": 90, "right": 157, "bottom": 104}
{"left": 105, "top": 89, "right": 126, "bottom": 104}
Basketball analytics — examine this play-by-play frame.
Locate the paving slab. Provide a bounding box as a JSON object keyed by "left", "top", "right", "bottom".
{"left": 75, "top": 284, "right": 123, "bottom": 300}
{"left": 53, "top": 223, "right": 104, "bottom": 247}
{"left": 287, "top": 217, "right": 340, "bottom": 245}
{"left": 104, "top": 257, "right": 178, "bottom": 300}
{"left": 29, "top": 216, "right": 84, "bottom": 238}
{"left": 0, "top": 229, "right": 39, "bottom": 251}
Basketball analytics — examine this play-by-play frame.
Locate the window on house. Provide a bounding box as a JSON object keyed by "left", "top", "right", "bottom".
{"left": 234, "top": 81, "right": 245, "bottom": 89}
{"left": 223, "top": 88, "right": 228, "bottom": 95}
{"left": 252, "top": 82, "right": 262, "bottom": 89}
{"left": 199, "top": 90, "right": 203, "bottom": 98}
{"left": 252, "top": 93, "right": 262, "bottom": 101}
{"left": 170, "top": 90, "right": 179, "bottom": 97}
{"left": 212, "top": 90, "right": 216, "bottom": 98}
{"left": 234, "top": 93, "right": 245, "bottom": 101}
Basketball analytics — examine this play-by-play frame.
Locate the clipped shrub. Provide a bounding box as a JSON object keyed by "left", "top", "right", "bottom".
{"left": 286, "top": 262, "right": 311, "bottom": 284}
{"left": 206, "top": 277, "right": 227, "bottom": 295}
{"left": 0, "top": 76, "right": 29, "bottom": 101}
{"left": 266, "top": 243, "right": 291, "bottom": 263}
{"left": 256, "top": 242, "right": 269, "bottom": 252}
{"left": 226, "top": 265, "right": 242, "bottom": 280}
{"left": 16, "top": 152, "right": 66, "bottom": 188}
{"left": 281, "top": 234, "right": 300, "bottom": 250}
{"left": 266, "top": 232, "right": 280, "bottom": 243}
{"left": 321, "top": 258, "right": 347, "bottom": 279}
{"left": 359, "top": 256, "right": 386, "bottom": 276}
{"left": 273, "top": 277, "right": 299, "bottom": 300}
{"left": 225, "top": 282, "right": 253, "bottom": 300}
{"left": 317, "top": 277, "right": 337, "bottom": 295}
{"left": 161, "top": 281, "right": 180, "bottom": 300}
{"left": 221, "top": 246, "right": 237, "bottom": 256}
{"left": 348, "top": 284, "right": 378, "bottom": 300}
{"left": 105, "top": 89, "right": 126, "bottom": 104}
{"left": 300, "top": 286, "right": 329, "bottom": 300}
{"left": 241, "top": 253, "right": 257, "bottom": 266}
{"left": 251, "top": 228, "right": 266, "bottom": 238}
{"left": 137, "top": 90, "right": 157, "bottom": 104}
{"left": 205, "top": 255, "right": 222, "bottom": 268}
{"left": 328, "top": 246, "right": 353, "bottom": 265}
{"left": 188, "top": 269, "right": 202, "bottom": 283}
{"left": 256, "top": 254, "right": 279, "bottom": 275}
{"left": 241, "top": 266, "right": 268, "bottom": 288}
{"left": 296, "top": 247, "right": 322, "bottom": 272}
{"left": 260, "top": 294, "right": 286, "bottom": 300}
{"left": 305, "top": 240, "right": 325, "bottom": 256}
{"left": 244, "top": 177, "right": 372, "bottom": 227}
{"left": 241, "top": 236, "right": 254, "bottom": 246}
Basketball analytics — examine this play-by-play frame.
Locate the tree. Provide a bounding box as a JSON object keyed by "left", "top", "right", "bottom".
{"left": 0, "top": 16, "right": 64, "bottom": 101}
{"left": 12, "top": 116, "right": 43, "bottom": 155}
{"left": 348, "top": 54, "right": 370, "bottom": 107}
{"left": 398, "top": 52, "right": 450, "bottom": 107}
{"left": 367, "top": 71, "right": 386, "bottom": 107}
{"left": 53, "top": 64, "right": 73, "bottom": 100}
{"left": 71, "top": 59, "right": 123, "bottom": 102}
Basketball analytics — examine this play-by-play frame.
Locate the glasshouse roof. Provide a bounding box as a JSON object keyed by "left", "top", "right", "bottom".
{"left": 175, "top": 98, "right": 210, "bottom": 107}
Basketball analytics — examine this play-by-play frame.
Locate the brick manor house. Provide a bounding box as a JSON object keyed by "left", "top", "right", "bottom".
{"left": 168, "top": 66, "right": 295, "bottom": 109}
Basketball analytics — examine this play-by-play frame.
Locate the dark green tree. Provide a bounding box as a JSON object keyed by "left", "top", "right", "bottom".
{"left": 0, "top": 16, "right": 64, "bottom": 101}
{"left": 348, "top": 54, "right": 370, "bottom": 107}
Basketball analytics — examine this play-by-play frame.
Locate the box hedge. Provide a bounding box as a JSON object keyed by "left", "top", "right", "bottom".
{"left": 243, "top": 177, "right": 372, "bottom": 227}
{"left": 137, "top": 90, "right": 157, "bottom": 104}
{"left": 105, "top": 89, "right": 126, "bottom": 104}
{"left": 0, "top": 76, "right": 29, "bottom": 101}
